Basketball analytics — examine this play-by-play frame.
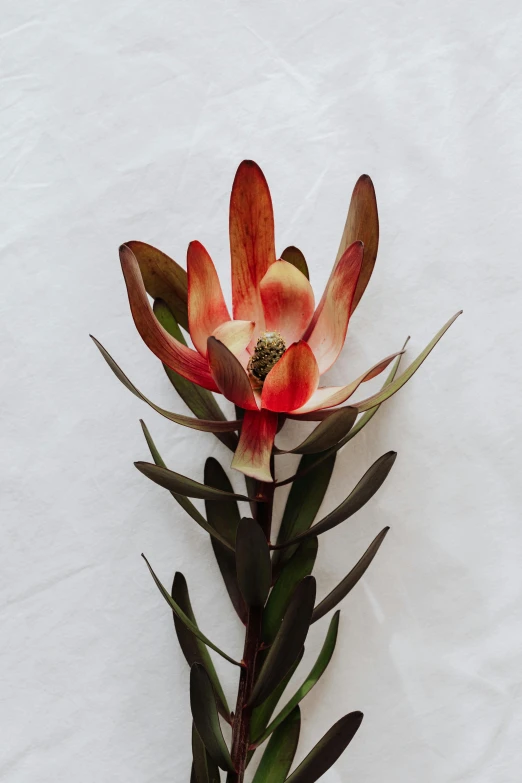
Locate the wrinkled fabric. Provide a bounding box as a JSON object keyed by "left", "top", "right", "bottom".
{"left": 0, "top": 1, "right": 521, "bottom": 782}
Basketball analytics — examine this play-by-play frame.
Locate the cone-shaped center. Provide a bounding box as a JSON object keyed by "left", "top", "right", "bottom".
{"left": 248, "top": 331, "right": 286, "bottom": 382}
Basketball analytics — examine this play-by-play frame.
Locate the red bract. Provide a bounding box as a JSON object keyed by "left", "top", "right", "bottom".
{"left": 119, "top": 161, "right": 458, "bottom": 481}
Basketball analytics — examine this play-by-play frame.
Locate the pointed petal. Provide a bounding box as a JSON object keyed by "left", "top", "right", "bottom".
{"left": 338, "top": 174, "right": 379, "bottom": 312}
{"left": 230, "top": 160, "right": 276, "bottom": 329}
{"left": 125, "top": 240, "right": 189, "bottom": 330}
{"left": 187, "top": 240, "right": 231, "bottom": 357}
{"left": 306, "top": 175, "right": 378, "bottom": 336}
{"left": 305, "top": 241, "right": 363, "bottom": 374}
{"left": 207, "top": 337, "right": 259, "bottom": 411}
{"left": 212, "top": 320, "right": 255, "bottom": 360}
{"left": 120, "top": 245, "right": 218, "bottom": 391}
{"left": 262, "top": 341, "right": 319, "bottom": 413}
{"left": 259, "top": 260, "right": 315, "bottom": 345}
{"left": 291, "top": 351, "right": 403, "bottom": 413}
{"left": 231, "top": 409, "right": 278, "bottom": 482}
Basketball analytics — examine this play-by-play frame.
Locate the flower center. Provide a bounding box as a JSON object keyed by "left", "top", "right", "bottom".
{"left": 248, "top": 331, "right": 286, "bottom": 382}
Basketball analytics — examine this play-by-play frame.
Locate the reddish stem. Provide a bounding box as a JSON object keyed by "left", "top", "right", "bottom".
{"left": 227, "top": 471, "right": 275, "bottom": 783}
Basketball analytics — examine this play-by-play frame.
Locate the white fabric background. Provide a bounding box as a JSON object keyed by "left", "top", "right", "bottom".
{"left": 1, "top": 1, "right": 521, "bottom": 781}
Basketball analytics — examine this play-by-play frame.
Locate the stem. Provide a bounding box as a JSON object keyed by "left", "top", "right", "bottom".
{"left": 227, "top": 471, "right": 275, "bottom": 783}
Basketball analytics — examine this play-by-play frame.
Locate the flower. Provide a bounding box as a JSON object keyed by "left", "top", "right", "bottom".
{"left": 118, "top": 161, "right": 459, "bottom": 482}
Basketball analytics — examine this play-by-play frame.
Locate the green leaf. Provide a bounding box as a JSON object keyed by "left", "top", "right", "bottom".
{"left": 355, "top": 312, "right": 463, "bottom": 412}
{"left": 254, "top": 612, "right": 340, "bottom": 746}
{"left": 312, "top": 528, "right": 390, "bottom": 623}
{"left": 192, "top": 723, "right": 220, "bottom": 783}
{"left": 190, "top": 664, "right": 235, "bottom": 772}
{"left": 275, "top": 408, "right": 357, "bottom": 455}
{"left": 140, "top": 422, "right": 234, "bottom": 551}
{"left": 249, "top": 577, "right": 316, "bottom": 708}
{"left": 135, "top": 461, "right": 254, "bottom": 501}
{"left": 272, "top": 452, "right": 396, "bottom": 550}
{"left": 91, "top": 336, "right": 240, "bottom": 434}
{"left": 153, "top": 300, "right": 238, "bottom": 452}
{"left": 249, "top": 650, "right": 304, "bottom": 746}
{"left": 172, "top": 573, "right": 231, "bottom": 722}
{"left": 263, "top": 539, "right": 318, "bottom": 643}
{"left": 281, "top": 246, "right": 309, "bottom": 279}
{"left": 252, "top": 707, "right": 301, "bottom": 783}
{"left": 276, "top": 343, "right": 407, "bottom": 489}
{"left": 272, "top": 453, "right": 336, "bottom": 573}
{"left": 236, "top": 518, "right": 272, "bottom": 607}
{"left": 204, "top": 458, "right": 247, "bottom": 624}
{"left": 284, "top": 711, "right": 364, "bottom": 783}
{"left": 142, "top": 555, "right": 241, "bottom": 667}
{"left": 124, "top": 240, "right": 189, "bottom": 330}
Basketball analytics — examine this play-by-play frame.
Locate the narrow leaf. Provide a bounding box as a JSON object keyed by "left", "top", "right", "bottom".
{"left": 236, "top": 518, "right": 272, "bottom": 607}
{"left": 205, "top": 458, "right": 248, "bottom": 623}
{"left": 91, "top": 336, "right": 240, "bottom": 433}
{"left": 355, "top": 312, "right": 463, "bottom": 412}
{"left": 190, "top": 664, "right": 235, "bottom": 772}
{"left": 275, "top": 408, "right": 358, "bottom": 455}
{"left": 312, "top": 528, "right": 390, "bottom": 623}
{"left": 272, "top": 453, "right": 335, "bottom": 572}
{"left": 172, "top": 573, "right": 231, "bottom": 721}
{"left": 154, "top": 299, "right": 238, "bottom": 452}
{"left": 263, "top": 539, "right": 318, "bottom": 643}
{"left": 284, "top": 711, "right": 364, "bottom": 783}
{"left": 272, "top": 452, "right": 396, "bottom": 549}
{"left": 125, "top": 239, "right": 189, "bottom": 330}
{"left": 141, "top": 422, "right": 234, "bottom": 551}
{"left": 135, "top": 461, "right": 253, "bottom": 501}
{"left": 250, "top": 650, "right": 304, "bottom": 746}
{"left": 276, "top": 339, "right": 408, "bottom": 488}
{"left": 252, "top": 707, "right": 301, "bottom": 783}
{"left": 254, "top": 612, "right": 340, "bottom": 745}
{"left": 142, "top": 555, "right": 241, "bottom": 667}
{"left": 192, "top": 723, "right": 220, "bottom": 783}
{"left": 281, "top": 246, "right": 309, "bottom": 280}
{"left": 249, "top": 577, "right": 316, "bottom": 707}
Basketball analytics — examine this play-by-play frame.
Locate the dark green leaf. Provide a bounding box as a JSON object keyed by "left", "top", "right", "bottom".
{"left": 142, "top": 555, "right": 241, "bottom": 667}
{"left": 192, "top": 723, "right": 220, "bottom": 783}
{"left": 135, "top": 461, "right": 254, "bottom": 501}
{"left": 249, "top": 577, "right": 316, "bottom": 708}
{"left": 276, "top": 344, "right": 407, "bottom": 489}
{"left": 312, "top": 528, "right": 390, "bottom": 623}
{"left": 263, "top": 539, "right": 318, "bottom": 643}
{"left": 153, "top": 300, "right": 238, "bottom": 452}
{"left": 275, "top": 408, "right": 357, "bottom": 455}
{"left": 236, "top": 518, "right": 272, "bottom": 607}
{"left": 272, "top": 453, "right": 336, "bottom": 573}
{"left": 91, "top": 336, "right": 240, "bottom": 434}
{"left": 284, "top": 711, "right": 364, "bottom": 783}
{"left": 124, "top": 240, "right": 189, "bottom": 330}
{"left": 272, "top": 452, "right": 396, "bottom": 550}
{"left": 281, "top": 246, "right": 309, "bottom": 279}
{"left": 140, "top": 422, "right": 234, "bottom": 551}
{"left": 205, "top": 458, "right": 247, "bottom": 623}
{"left": 249, "top": 650, "right": 304, "bottom": 746}
{"left": 254, "top": 613, "right": 340, "bottom": 745}
{"left": 252, "top": 707, "right": 301, "bottom": 783}
{"left": 172, "top": 573, "right": 231, "bottom": 722}
{"left": 190, "top": 664, "right": 235, "bottom": 772}
{"left": 355, "top": 312, "right": 463, "bottom": 412}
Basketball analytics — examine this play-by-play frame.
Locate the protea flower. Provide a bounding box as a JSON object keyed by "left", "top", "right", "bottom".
{"left": 111, "top": 161, "right": 459, "bottom": 483}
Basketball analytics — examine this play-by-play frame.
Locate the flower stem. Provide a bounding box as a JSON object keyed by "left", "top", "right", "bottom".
{"left": 227, "top": 471, "right": 275, "bottom": 782}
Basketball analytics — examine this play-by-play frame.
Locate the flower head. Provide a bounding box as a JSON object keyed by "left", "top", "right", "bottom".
{"left": 118, "top": 161, "right": 459, "bottom": 481}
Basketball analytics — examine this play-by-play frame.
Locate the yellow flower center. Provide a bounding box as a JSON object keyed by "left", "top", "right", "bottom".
{"left": 248, "top": 331, "right": 286, "bottom": 382}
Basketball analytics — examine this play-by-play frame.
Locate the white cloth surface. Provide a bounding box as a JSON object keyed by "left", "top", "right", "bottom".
{"left": 1, "top": 1, "right": 521, "bottom": 781}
